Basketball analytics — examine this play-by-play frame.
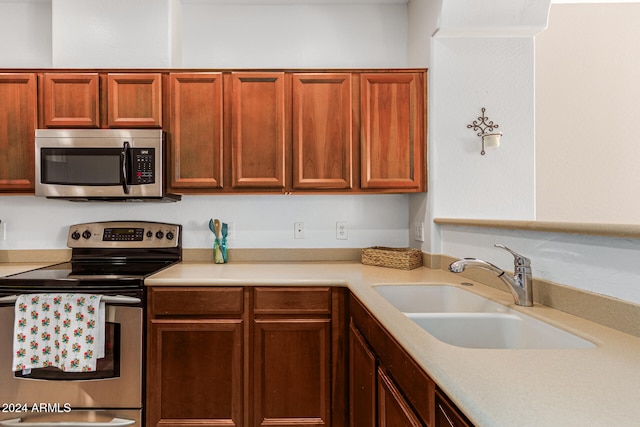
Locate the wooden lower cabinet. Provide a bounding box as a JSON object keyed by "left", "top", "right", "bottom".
{"left": 147, "top": 286, "right": 346, "bottom": 427}
{"left": 147, "top": 287, "right": 246, "bottom": 427}
{"left": 378, "top": 367, "right": 424, "bottom": 427}
{"left": 253, "top": 319, "right": 331, "bottom": 426}
{"left": 252, "top": 287, "right": 341, "bottom": 427}
{"left": 147, "top": 320, "right": 244, "bottom": 426}
{"left": 348, "top": 293, "right": 474, "bottom": 427}
{"left": 349, "top": 323, "right": 376, "bottom": 427}
{"left": 434, "top": 390, "right": 473, "bottom": 427}
{"left": 147, "top": 287, "right": 471, "bottom": 427}
{"left": 349, "top": 320, "right": 425, "bottom": 427}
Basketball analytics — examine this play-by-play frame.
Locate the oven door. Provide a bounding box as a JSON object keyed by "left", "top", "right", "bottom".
{"left": 0, "top": 295, "right": 142, "bottom": 418}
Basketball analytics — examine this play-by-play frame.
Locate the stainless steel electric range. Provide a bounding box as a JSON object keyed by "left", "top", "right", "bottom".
{"left": 0, "top": 221, "right": 182, "bottom": 427}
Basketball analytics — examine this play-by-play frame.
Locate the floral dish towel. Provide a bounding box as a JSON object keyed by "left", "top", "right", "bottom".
{"left": 13, "top": 294, "right": 105, "bottom": 373}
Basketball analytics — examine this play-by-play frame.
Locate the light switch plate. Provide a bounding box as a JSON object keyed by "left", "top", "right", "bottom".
{"left": 413, "top": 222, "right": 424, "bottom": 242}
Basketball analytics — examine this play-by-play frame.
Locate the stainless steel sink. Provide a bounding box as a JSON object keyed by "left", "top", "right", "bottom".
{"left": 374, "top": 284, "right": 595, "bottom": 350}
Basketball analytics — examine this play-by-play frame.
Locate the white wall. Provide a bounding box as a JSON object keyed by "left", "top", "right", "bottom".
{"left": 429, "top": 0, "right": 544, "bottom": 227}
{"left": 181, "top": 2, "right": 407, "bottom": 68}
{"left": 439, "top": 224, "right": 640, "bottom": 304}
{"left": 0, "top": 194, "right": 408, "bottom": 249}
{"left": 431, "top": 36, "right": 536, "bottom": 221}
{"left": 426, "top": 0, "right": 640, "bottom": 305}
{"left": 0, "top": 0, "right": 51, "bottom": 67}
{"left": 50, "top": 0, "right": 178, "bottom": 68}
{"left": 536, "top": 3, "right": 640, "bottom": 223}
{"left": 0, "top": 0, "right": 412, "bottom": 250}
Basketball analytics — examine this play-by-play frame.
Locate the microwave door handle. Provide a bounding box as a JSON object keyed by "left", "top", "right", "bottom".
{"left": 121, "top": 141, "right": 131, "bottom": 194}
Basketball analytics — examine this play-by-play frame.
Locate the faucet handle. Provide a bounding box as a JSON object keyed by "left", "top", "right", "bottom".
{"left": 494, "top": 244, "right": 531, "bottom": 268}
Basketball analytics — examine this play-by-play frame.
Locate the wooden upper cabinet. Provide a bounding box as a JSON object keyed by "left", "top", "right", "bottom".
{"left": 168, "top": 73, "right": 224, "bottom": 191}
{"left": 42, "top": 73, "right": 100, "bottom": 128}
{"left": 107, "top": 73, "right": 162, "bottom": 128}
{"left": 230, "top": 72, "right": 288, "bottom": 189}
{"left": 292, "top": 73, "right": 353, "bottom": 190}
{"left": 0, "top": 73, "right": 37, "bottom": 193}
{"left": 360, "top": 72, "right": 425, "bottom": 191}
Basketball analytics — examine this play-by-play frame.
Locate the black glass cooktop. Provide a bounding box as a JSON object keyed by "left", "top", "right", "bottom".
{"left": 0, "top": 260, "right": 177, "bottom": 291}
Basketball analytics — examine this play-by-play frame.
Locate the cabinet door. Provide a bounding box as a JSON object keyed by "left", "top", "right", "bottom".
{"left": 0, "top": 73, "right": 37, "bottom": 193}
{"left": 360, "top": 72, "right": 425, "bottom": 191}
{"left": 147, "top": 320, "right": 244, "bottom": 427}
{"left": 42, "top": 73, "right": 100, "bottom": 128}
{"left": 253, "top": 318, "right": 331, "bottom": 427}
{"left": 169, "top": 73, "right": 224, "bottom": 191}
{"left": 435, "top": 390, "right": 473, "bottom": 427}
{"left": 230, "top": 72, "right": 288, "bottom": 189}
{"left": 292, "top": 73, "right": 353, "bottom": 189}
{"left": 107, "top": 73, "right": 162, "bottom": 128}
{"left": 378, "top": 367, "right": 424, "bottom": 427}
{"left": 349, "top": 322, "right": 377, "bottom": 427}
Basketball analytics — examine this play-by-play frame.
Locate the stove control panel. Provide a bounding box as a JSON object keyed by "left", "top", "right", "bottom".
{"left": 68, "top": 221, "right": 181, "bottom": 248}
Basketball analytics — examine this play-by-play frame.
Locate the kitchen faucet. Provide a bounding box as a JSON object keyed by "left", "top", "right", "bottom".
{"left": 448, "top": 244, "right": 533, "bottom": 307}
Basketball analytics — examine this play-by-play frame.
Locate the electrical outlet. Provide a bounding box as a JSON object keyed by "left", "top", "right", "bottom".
{"left": 336, "top": 221, "right": 348, "bottom": 240}
{"left": 226, "top": 222, "right": 235, "bottom": 241}
{"left": 294, "top": 222, "right": 305, "bottom": 239}
{"left": 413, "top": 222, "right": 425, "bottom": 242}
{"left": 0, "top": 221, "right": 5, "bottom": 241}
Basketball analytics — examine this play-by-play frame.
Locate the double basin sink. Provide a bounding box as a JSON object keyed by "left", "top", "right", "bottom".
{"left": 374, "top": 284, "right": 595, "bottom": 349}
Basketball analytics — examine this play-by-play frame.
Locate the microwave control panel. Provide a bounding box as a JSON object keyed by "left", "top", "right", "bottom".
{"left": 132, "top": 148, "right": 155, "bottom": 184}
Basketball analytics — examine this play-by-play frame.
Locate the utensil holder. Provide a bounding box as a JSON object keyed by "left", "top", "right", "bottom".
{"left": 213, "top": 238, "right": 227, "bottom": 264}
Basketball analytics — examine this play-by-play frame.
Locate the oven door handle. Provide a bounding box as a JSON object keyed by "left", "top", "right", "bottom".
{"left": 0, "top": 418, "right": 135, "bottom": 427}
{"left": 0, "top": 295, "right": 141, "bottom": 304}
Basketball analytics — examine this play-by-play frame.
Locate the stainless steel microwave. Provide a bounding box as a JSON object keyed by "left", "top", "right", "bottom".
{"left": 35, "top": 129, "right": 180, "bottom": 202}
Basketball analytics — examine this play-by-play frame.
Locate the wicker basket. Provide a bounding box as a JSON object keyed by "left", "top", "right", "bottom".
{"left": 361, "top": 246, "right": 423, "bottom": 270}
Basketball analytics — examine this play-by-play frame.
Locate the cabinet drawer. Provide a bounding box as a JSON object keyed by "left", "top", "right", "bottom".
{"left": 149, "top": 287, "right": 244, "bottom": 316}
{"left": 254, "top": 287, "right": 331, "bottom": 315}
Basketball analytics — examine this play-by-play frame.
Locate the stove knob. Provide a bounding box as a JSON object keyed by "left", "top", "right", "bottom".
{"left": 156, "top": 231, "right": 164, "bottom": 239}
{"left": 71, "top": 231, "right": 81, "bottom": 240}
{"left": 146, "top": 230, "right": 153, "bottom": 238}
{"left": 82, "top": 230, "right": 92, "bottom": 239}
{"left": 166, "top": 231, "right": 175, "bottom": 240}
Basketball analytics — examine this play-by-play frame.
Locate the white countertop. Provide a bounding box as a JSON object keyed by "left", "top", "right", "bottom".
{"left": 3, "top": 261, "right": 639, "bottom": 426}
{"left": 0, "top": 263, "right": 52, "bottom": 277}
{"left": 144, "top": 262, "right": 640, "bottom": 427}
